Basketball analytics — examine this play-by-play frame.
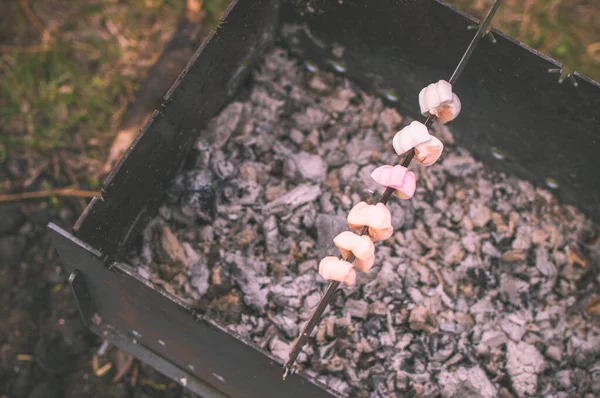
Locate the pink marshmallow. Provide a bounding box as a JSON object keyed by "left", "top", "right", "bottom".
{"left": 370, "top": 165, "right": 417, "bottom": 199}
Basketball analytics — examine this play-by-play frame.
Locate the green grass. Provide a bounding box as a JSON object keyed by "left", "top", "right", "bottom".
{"left": 0, "top": 0, "right": 187, "bottom": 161}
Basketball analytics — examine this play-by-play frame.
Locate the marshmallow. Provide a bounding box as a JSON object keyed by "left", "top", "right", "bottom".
{"left": 418, "top": 80, "right": 453, "bottom": 115}
{"left": 392, "top": 121, "right": 431, "bottom": 156}
{"left": 370, "top": 165, "right": 416, "bottom": 199}
{"left": 414, "top": 135, "right": 444, "bottom": 166}
{"left": 318, "top": 256, "right": 356, "bottom": 285}
{"left": 347, "top": 202, "right": 394, "bottom": 242}
{"left": 333, "top": 231, "right": 376, "bottom": 272}
{"left": 418, "top": 80, "right": 461, "bottom": 123}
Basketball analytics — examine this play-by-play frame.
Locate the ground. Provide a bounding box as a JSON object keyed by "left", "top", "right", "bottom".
{"left": 0, "top": 0, "right": 597, "bottom": 397}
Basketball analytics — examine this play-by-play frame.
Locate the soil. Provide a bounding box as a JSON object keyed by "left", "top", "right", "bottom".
{"left": 0, "top": 193, "right": 187, "bottom": 397}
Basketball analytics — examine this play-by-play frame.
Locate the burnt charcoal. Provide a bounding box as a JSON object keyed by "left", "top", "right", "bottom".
{"left": 506, "top": 341, "right": 545, "bottom": 397}
{"left": 437, "top": 366, "right": 496, "bottom": 398}
{"left": 316, "top": 213, "right": 348, "bottom": 259}
{"left": 208, "top": 101, "right": 244, "bottom": 149}
{"left": 156, "top": 225, "right": 186, "bottom": 267}
{"left": 591, "top": 365, "right": 600, "bottom": 393}
{"left": 293, "top": 152, "right": 328, "bottom": 182}
{"left": 225, "top": 252, "right": 269, "bottom": 312}
{"left": 339, "top": 163, "right": 359, "bottom": 186}
{"left": 181, "top": 170, "right": 216, "bottom": 221}
{"left": 500, "top": 313, "right": 527, "bottom": 343}
{"left": 346, "top": 132, "right": 382, "bottom": 166}
{"left": 468, "top": 203, "right": 491, "bottom": 228}
{"left": 556, "top": 369, "right": 572, "bottom": 389}
{"left": 263, "top": 184, "right": 321, "bottom": 215}
{"left": 345, "top": 299, "right": 368, "bottom": 319}
{"left": 272, "top": 313, "right": 299, "bottom": 339}
{"left": 535, "top": 246, "right": 557, "bottom": 277}
{"left": 211, "top": 150, "right": 236, "bottom": 180}
{"left": 325, "top": 150, "right": 347, "bottom": 167}
{"left": 189, "top": 256, "right": 210, "bottom": 297}
{"left": 269, "top": 336, "right": 290, "bottom": 362}
{"left": 125, "top": 46, "right": 600, "bottom": 398}
{"left": 263, "top": 215, "right": 280, "bottom": 255}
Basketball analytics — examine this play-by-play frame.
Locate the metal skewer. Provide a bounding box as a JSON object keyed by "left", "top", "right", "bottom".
{"left": 283, "top": 0, "right": 503, "bottom": 380}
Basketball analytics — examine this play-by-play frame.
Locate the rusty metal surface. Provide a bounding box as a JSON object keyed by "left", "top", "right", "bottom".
{"left": 73, "top": 0, "right": 279, "bottom": 260}
{"left": 280, "top": 0, "right": 600, "bottom": 222}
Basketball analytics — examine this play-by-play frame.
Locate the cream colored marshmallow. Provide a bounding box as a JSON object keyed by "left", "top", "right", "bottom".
{"left": 318, "top": 256, "right": 356, "bottom": 285}
{"left": 347, "top": 202, "right": 393, "bottom": 242}
{"left": 333, "top": 231, "right": 376, "bottom": 272}
{"left": 392, "top": 121, "right": 431, "bottom": 156}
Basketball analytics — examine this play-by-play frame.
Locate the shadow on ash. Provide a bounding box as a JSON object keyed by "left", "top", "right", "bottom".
{"left": 49, "top": 0, "right": 600, "bottom": 397}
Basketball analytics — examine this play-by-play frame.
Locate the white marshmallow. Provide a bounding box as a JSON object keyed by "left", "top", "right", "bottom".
{"left": 333, "top": 231, "right": 376, "bottom": 272}
{"left": 418, "top": 80, "right": 454, "bottom": 115}
{"left": 414, "top": 135, "right": 444, "bottom": 166}
{"left": 392, "top": 121, "right": 431, "bottom": 156}
{"left": 318, "top": 256, "right": 356, "bottom": 285}
{"left": 419, "top": 80, "right": 461, "bottom": 124}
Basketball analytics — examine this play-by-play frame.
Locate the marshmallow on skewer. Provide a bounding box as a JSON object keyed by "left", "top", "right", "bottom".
{"left": 418, "top": 80, "right": 461, "bottom": 124}
{"left": 370, "top": 165, "right": 416, "bottom": 199}
{"left": 347, "top": 202, "right": 393, "bottom": 242}
{"left": 392, "top": 121, "right": 431, "bottom": 156}
{"left": 333, "top": 231, "right": 375, "bottom": 272}
{"left": 414, "top": 135, "right": 444, "bottom": 166}
{"left": 419, "top": 80, "right": 453, "bottom": 114}
{"left": 318, "top": 256, "right": 356, "bottom": 285}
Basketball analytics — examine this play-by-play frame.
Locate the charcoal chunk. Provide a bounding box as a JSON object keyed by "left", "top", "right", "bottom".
{"left": 316, "top": 213, "right": 348, "bottom": 259}
{"left": 437, "top": 366, "right": 496, "bottom": 398}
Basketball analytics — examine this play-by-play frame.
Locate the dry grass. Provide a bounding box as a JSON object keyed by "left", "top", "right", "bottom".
{"left": 0, "top": 0, "right": 187, "bottom": 163}
{"left": 447, "top": 0, "right": 599, "bottom": 81}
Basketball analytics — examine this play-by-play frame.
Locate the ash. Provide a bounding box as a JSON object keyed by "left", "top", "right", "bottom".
{"left": 128, "top": 47, "right": 600, "bottom": 398}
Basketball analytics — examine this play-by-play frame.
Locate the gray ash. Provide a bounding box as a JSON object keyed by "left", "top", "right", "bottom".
{"left": 127, "top": 47, "right": 600, "bottom": 398}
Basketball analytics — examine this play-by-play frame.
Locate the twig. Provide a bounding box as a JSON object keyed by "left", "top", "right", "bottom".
{"left": 0, "top": 44, "right": 47, "bottom": 53}
{"left": 92, "top": 354, "right": 113, "bottom": 377}
{"left": 59, "top": 151, "right": 87, "bottom": 210}
{"left": 112, "top": 354, "right": 135, "bottom": 383}
{"left": 17, "top": 0, "right": 50, "bottom": 37}
{"left": 130, "top": 362, "right": 140, "bottom": 387}
{"left": 0, "top": 187, "right": 99, "bottom": 202}
{"left": 23, "top": 158, "right": 50, "bottom": 188}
